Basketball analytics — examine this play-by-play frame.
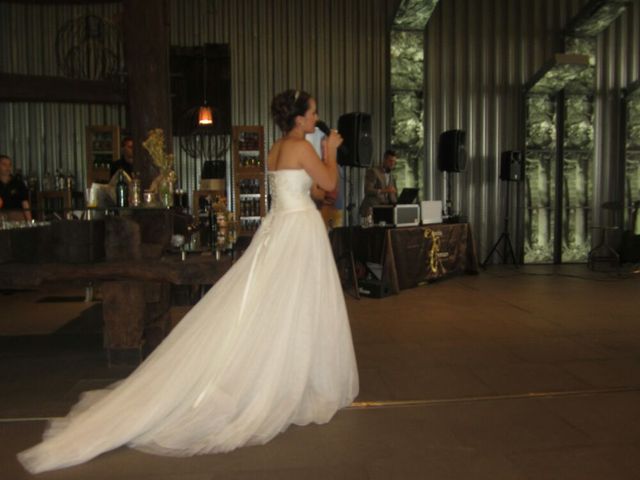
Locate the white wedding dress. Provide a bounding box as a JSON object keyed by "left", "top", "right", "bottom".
{"left": 18, "top": 168, "right": 359, "bottom": 474}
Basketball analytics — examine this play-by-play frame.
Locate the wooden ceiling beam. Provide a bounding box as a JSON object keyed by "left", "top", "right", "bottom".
{"left": 0, "top": 73, "right": 126, "bottom": 104}
{"left": 1, "top": 1, "right": 120, "bottom": 5}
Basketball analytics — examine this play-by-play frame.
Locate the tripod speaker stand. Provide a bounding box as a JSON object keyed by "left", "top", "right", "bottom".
{"left": 334, "top": 165, "right": 361, "bottom": 299}
{"left": 480, "top": 151, "right": 524, "bottom": 268}
{"left": 482, "top": 179, "right": 519, "bottom": 267}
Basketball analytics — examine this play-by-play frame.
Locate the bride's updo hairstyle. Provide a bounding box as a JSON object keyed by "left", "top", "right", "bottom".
{"left": 271, "top": 89, "right": 312, "bottom": 133}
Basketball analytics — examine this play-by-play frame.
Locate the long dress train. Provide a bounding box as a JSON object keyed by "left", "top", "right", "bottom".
{"left": 18, "top": 168, "right": 359, "bottom": 474}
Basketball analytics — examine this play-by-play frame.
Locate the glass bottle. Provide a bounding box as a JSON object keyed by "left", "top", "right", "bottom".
{"left": 116, "top": 171, "right": 129, "bottom": 208}
{"left": 130, "top": 178, "right": 142, "bottom": 207}
{"left": 209, "top": 206, "right": 218, "bottom": 251}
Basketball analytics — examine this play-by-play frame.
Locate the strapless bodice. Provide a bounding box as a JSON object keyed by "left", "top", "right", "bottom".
{"left": 268, "top": 169, "right": 315, "bottom": 213}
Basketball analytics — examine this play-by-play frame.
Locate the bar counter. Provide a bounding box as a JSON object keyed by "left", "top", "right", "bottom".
{"left": 0, "top": 211, "right": 232, "bottom": 365}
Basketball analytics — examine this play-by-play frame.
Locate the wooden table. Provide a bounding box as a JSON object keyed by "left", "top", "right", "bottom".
{"left": 0, "top": 255, "right": 232, "bottom": 364}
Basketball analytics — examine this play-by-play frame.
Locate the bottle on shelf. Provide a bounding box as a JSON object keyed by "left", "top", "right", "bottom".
{"left": 27, "top": 172, "right": 39, "bottom": 193}
{"left": 209, "top": 206, "right": 218, "bottom": 252}
{"left": 130, "top": 177, "right": 142, "bottom": 207}
{"left": 55, "top": 169, "right": 66, "bottom": 190}
{"left": 42, "top": 171, "right": 52, "bottom": 191}
{"left": 116, "top": 171, "right": 129, "bottom": 208}
{"left": 65, "top": 173, "right": 74, "bottom": 191}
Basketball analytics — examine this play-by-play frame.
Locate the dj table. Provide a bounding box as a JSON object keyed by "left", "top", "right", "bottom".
{"left": 330, "top": 223, "right": 479, "bottom": 296}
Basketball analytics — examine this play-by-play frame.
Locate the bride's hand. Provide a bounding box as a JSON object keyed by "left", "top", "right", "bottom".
{"left": 326, "top": 129, "right": 343, "bottom": 152}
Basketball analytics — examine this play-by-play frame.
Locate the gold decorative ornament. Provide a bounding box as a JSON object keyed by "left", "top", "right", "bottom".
{"left": 424, "top": 228, "right": 446, "bottom": 275}
{"left": 143, "top": 129, "right": 177, "bottom": 207}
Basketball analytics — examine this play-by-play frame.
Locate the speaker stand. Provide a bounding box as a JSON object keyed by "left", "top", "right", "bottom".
{"left": 334, "top": 165, "right": 360, "bottom": 299}
{"left": 343, "top": 164, "right": 356, "bottom": 228}
{"left": 334, "top": 226, "right": 361, "bottom": 299}
{"left": 443, "top": 171, "right": 454, "bottom": 218}
{"left": 482, "top": 180, "right": 518, "bottom": 268}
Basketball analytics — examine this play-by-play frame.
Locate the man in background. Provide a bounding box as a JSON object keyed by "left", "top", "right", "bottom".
{"left": 110, "top": 136, "right": 134, "bottom": 178}
{"left": 0, "top": 154, "right": 32, "bottom": 221}
{"left": 358, "top": 149, "right": 397, "bottom": 219}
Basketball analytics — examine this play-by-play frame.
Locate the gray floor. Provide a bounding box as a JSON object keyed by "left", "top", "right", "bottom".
{"left": 1, "top": 265, "right": 639, "bottom": 479}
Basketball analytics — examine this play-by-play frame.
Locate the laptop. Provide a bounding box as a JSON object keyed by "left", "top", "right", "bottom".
{"left": 395, "top": 188, "right": 419, "bottom": 205}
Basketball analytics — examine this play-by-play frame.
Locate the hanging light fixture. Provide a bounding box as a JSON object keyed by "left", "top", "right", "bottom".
{"left": 198, "top": 105, "right": 213, "bottom": 125}
{"left": 198, "top": 49, "right": 213, "bottom": 126}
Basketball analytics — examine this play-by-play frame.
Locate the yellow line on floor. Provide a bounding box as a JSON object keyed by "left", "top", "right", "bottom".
{"left": 348, "top": 386, "right": 640, "bottom": 409}
{"left": 1, "top": 386, "right": 638, "bottom": 422}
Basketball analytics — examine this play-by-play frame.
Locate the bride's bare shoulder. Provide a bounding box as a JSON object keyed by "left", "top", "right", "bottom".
{"left": 268, "top": 138, "right": 314, "bottom": 170}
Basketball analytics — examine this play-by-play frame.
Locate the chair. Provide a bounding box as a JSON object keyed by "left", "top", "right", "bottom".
{"left": 620, "top": 201, "right": 640, "bottom": 263}
{"left": 588, "top": 201, "right": 623, "bottom": 270}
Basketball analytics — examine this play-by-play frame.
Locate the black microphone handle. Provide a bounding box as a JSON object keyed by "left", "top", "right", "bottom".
{"left": 315, "top": 120, "right": 331, "bottom": 136}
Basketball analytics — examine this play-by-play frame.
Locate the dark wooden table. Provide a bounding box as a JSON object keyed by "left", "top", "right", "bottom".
{"left": 0, "top": 255, "right": 231, "bottom": 288}
{"left": 330, "top": 223, "right": 479, "bottom": 296}
{"left": 0, "top": 255, "right": 232, "bottom": 364}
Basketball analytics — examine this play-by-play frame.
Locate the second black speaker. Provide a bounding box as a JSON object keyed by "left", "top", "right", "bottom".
{"left": 500, "top": 151, "right": 524, "bottom": 181}
{"left": 337, "top": 112, "right": 373, "bottom": 167}
{"left": 437, "top": 130, "right": 466, "bottom": 172}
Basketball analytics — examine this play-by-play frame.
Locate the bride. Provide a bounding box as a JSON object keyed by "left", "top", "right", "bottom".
{"left": 18, "top": 89, "right": 359, "bottom": 474}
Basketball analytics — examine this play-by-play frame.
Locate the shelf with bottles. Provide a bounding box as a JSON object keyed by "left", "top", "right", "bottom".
{"left": 237, "top": 130, "right": 260, "bottom": 150}
{"left": 237, "top": 178, "right": 262, "bottom": 197}
{"left": 237, "top": 152, "right": 263, "bottom": 169}
{"left": 233, "top": 126, "right": 264, "bottom": 174}
{"left": 238, "top": 217, "right": 261, "bottom": 234}
{"left": 232, "top": 125, "right": 266, "bottom": 236}
{"left": 237, "top": 197, "right": 262, "bottom": 218}
{"left": 235, "top": 177, "right": 265, "bottom": 236}
{"left": 86, "top": 125, "right": 120, "bottom": 187}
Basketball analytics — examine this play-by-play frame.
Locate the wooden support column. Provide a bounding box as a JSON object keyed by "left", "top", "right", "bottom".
{"left": 102, "top": 280, "right": 146, "bottom": 348}
{"left": 123, "top": 0, "right": 172, "bottom": 189}
{"left": 102, "top": 279, "right": 173, "bottom": 365}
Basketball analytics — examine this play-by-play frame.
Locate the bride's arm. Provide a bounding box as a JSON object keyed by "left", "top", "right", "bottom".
{"left": 299, "top": 130, "right": 342, "bottom": 191}
{"left": 310, "top": 184, "right": 325, "bottom": 203}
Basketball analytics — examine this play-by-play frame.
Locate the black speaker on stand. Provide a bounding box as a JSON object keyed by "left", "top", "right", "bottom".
{"left": 482, "top": 151, "right": 523, "bottom": 267}
{"left": 499, "top": 150, "right": 524, "bottom": 182}
{"left": 335, "top": 112, "right": 374, "bottom": 299}
{"left": 337, "top": 112, "right": 373, "bottom": 168}
{"left": 437, "top": 130, "right": 466, "bottom": 220}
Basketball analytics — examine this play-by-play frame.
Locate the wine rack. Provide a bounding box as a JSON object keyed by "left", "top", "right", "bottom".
{"left": 86, "top": 125, "right": 120, "bottom": 187}
{"left": 232, "top": 126, "right": 265, "bottom": 236}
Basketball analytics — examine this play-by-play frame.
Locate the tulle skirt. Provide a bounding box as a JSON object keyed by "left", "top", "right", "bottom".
{"left": 18, "top": 205, "right": 359, "bottom": 474}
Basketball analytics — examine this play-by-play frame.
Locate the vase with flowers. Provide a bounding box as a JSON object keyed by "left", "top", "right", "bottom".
{"left": 143, "top": 128, "right": 177, "bottom": 208}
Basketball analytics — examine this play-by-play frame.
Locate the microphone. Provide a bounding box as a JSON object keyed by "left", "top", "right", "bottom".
{"left": 315, "top": 120, "right": 331, "bottom": 136}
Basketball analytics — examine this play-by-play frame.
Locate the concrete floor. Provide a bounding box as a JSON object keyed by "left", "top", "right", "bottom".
{"left": 1, "top": 265, "right": 639, "bottom": 479}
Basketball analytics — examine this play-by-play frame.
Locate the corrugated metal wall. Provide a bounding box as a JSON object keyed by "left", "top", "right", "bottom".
{"left": 595, "top": 0, "right": 640, "bottom": 219}
{"left": 423, "top": 0, "right": 639, "bottom": 259}
{"left": 0, "top": 1, "right": 126, "bottom": 187}
{"left": 2, "top": 0, "right": 637, "bottom": 250}
{"left": 1, "top": 0, "right": 396, "bottom": 216}
{"left": 170, "top": 0, "right": 394, "bottom": 144}
{"left": 0, "top": 102, "right": 125, "bottom": 188}
{"left": 169, "top": 0, "right": 398, "bottom": 219}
